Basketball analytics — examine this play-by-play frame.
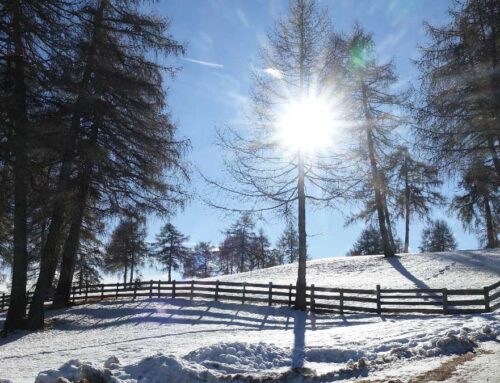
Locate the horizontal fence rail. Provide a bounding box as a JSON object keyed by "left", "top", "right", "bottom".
{"left": 1, "top": 279, "right": 499, "bottom": 315}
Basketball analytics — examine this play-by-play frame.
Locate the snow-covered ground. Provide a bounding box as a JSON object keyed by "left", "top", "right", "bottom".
{"left": 0, "top": 249, "right": 499, "bottom": 382}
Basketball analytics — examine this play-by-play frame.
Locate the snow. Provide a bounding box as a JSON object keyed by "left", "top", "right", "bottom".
{"left": 209, "top": 249, "right": 500, "bottom": 289}
{"left": 1, "top": 298, "right": 499, "bottom": 382}
{"left": 0, "top": 249, "right": 499, "bottom": 382}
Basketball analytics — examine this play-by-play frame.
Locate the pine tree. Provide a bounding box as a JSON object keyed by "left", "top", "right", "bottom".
{"left": 277, "top": 220, "right": 299, "bottom": 263}
{"left": 347, "top": 226, "right": 384, "bottom": 256}
{"left": 419, "top": 219, "right": 457, "bottom": 252}
{"left": 253, "top": 228, "right": 271, "bottom": 269}
{"left": 224, "top": 213, "right": 257, "bottom": 273}
{"left": 183, "top": 242, "right": 215, "bottom": 279}
{"left": 151, "top": 223, "right": 190, "bottom": 282}
{"left": 104, "top": 218, "right": 147, "bottom": 285}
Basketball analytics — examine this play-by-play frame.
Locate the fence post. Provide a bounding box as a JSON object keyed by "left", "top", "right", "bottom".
{"left": 339, "top": 290, "right": 344, "bottom": 315}
{"left": 190, "top": 280, "right": 194, "bottom": 300}
{"left": 215, "top": 280, "right": 219, "bottom": 301}
{"left": 157, "top": 280, "right": 161, "bottom": 298}
{"left": 288, "top": 284, "right": 292, "bottom": 307}
{"left": 115, "top": 282, "right": 119, "bottom": 300}
{"left": 72, "top": 286, "right": 76, "bottom": 305}
{"left": 1, "top": 293, "right": 4, "bottom": 310}
{"left": 242, "top": 282, "right": 246, "bottom": 304}
{"left": 376, "top": 284, "right": 381, "bottom": 315}
{"left": 133, "top": 281, "right": 138, "bottom": 300}
{"left": 100, "top": 284, "right": 104, "bottom": 300}
{"left": 310, "top": 284, "right": 315, "bottom": 312}
{"left": 85, "top": 284, "right": 89, "bottom": 303}
{"left": 484, "top": 286, "right": 490, "bottom": 312}
{"left": 442, "top": 288, "right": 448, "bottom": 315}
{"left": 172, "top": 280, "right": 176, "bottom": 299}
{"left": 268, "top": 282, "right": 273, "bottom": 306}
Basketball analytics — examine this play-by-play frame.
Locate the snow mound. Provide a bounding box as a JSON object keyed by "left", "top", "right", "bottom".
{"left": 35, "top": 355, "right": 219, "bottom": 383}
{"left": 185, "top": 341, "right": 290, "bottom": 373}
{"left": 35, "top": 323, "right": 498, "bottom": 383}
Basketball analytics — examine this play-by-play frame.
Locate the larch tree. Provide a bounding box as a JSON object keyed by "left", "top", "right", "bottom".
{"left": 205, "top": 0, "right": 347, "bottom": 311}
{"left": 151, "top": 223, "right": 190, "bottom": 282}
{"left": 0, "top": 0, "right": 70, "bottom": 330}
{"left": 333, "top": 24, "right": 407, "bottom": 258}
{"left": 451, "top": 159, "right": 498, "bottom": 248}
{"left": 414, "top": 0, "right": 500, "bottom": 177}
{"left": 27, "top": 0, "right": 188, "bottom": 327}
{"left": 387, "top": 146, "right": 444, "bottom": 253}
{"left": 104, "top": 218, "right": 148, "bottom": 285}
{"left": 419, "top": 219, "right": 458, "bottom": 252}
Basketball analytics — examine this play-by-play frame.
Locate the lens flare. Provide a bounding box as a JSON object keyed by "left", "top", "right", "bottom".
{"left": 275, "top": 93, "right": 339, "bottom": 154}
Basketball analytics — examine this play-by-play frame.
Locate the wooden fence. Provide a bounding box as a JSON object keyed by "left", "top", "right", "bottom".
{"left": 1, "top": 279, "right": 500, "bottom": 315}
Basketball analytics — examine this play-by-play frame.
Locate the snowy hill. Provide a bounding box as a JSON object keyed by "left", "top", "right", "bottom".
{"left": 0, "top": 249, "right": 499, "bottom": 383}
{"left": 210, "top": 249, "right": 500, "bottom": 289}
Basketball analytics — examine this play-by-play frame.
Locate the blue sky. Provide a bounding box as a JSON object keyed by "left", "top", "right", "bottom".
{"left": 136, "top": 0, "right": 480, "bottom": 281}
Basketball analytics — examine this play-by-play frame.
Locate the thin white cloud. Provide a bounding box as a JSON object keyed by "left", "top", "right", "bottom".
{"left": 263, "top": 67, "right": 283, "bottom": 79}
{"left": 236, "top": 7, "right": 250, "bottom": 29}
{"left": 182, "top": 57, "right": 224, "bottom": 69}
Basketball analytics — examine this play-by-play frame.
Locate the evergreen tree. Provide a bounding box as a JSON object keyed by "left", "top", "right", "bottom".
{"left": 151, "top": 223, "right": 190, "bottom": 282}
{"left": 183, "top": 242, "right": 215, "bottom": 279}
{"left": 276, "top": 220, "right": 299, "bottom": 263}
{"left": 347, "top": 226, "right": 384, "bottom": 256}
{"left": 419, "top": 219, "right": 458, "bottom": 252}
{"left": 104, "top": 218, "right": 147, "bottom": 285}
{"left": 224, "top": 213, "right": 257, "bottom": 273}
{"left": 252, "top": 228, "right": 271, "bottom": 269}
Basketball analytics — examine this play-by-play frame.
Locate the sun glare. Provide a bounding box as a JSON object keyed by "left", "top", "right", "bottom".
{"left": 276, "top": 94, "right": 338, "bottom": 154}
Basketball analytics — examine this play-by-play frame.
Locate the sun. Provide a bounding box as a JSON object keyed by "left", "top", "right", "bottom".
{"left": 276, "top": 93, "right": 338, "bottom": 155}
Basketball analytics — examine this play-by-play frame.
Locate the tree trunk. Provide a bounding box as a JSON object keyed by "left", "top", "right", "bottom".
{"left": 129, "top": 249, "right": 135, "bottom": 284}
{"left": 168, "top": 253, "right": 172, "bottom": 282}
{"left": 362, "top": 83, "right": 394, "bottom": 257}
{"left": 123, "top": 264, "right": 128, "bottom": 286}
{"left": 295, "top": 152, "right": 307, "bottom": 310}
{"left": 383, "top": 196, "right": 396, "bottom": 251}
{"left": 4, "top": 0, "right": 29, "bottom": 331}
{"left": 26, "top": 1, "right": 107, "bottom": 330}
{"left": 51, "top": 172, "right": 91, "bottom": 308}
{"left": 484, "top": 193, "right": 497, "bottom": 248}
{"left": 403, "top": 151, "right": 410, "bottom": 253}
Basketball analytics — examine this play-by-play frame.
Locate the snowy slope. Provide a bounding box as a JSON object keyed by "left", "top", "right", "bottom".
{"left": 210, "top": 249, "right": 500, "bottom": 289}
{"left": 0, "top": 249, "right": 499, "bottom": 382}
